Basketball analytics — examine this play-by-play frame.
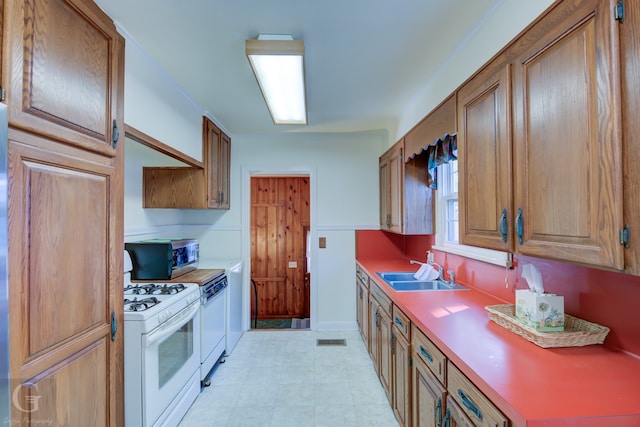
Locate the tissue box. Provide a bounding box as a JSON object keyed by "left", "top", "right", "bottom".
{"left": 515, "top": 290, "right": 565, "bottom": 331}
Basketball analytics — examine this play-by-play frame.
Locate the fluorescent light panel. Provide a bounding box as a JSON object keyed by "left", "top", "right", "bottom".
{"left": 246, "top": 36, "right": 307, "bottom": 125}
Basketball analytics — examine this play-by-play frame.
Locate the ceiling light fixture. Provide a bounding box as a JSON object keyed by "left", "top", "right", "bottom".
{"left": 245, "top": 34, "right": 307, "bottom": 125}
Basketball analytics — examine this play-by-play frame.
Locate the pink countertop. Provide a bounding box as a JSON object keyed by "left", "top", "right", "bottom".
{"left": 358, "top": 257, "right": 640, "bottom": 427}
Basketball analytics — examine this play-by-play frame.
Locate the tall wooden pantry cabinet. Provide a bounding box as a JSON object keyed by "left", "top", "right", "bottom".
{"left": 4, "top": 0, "right": 125, "bottom": 425}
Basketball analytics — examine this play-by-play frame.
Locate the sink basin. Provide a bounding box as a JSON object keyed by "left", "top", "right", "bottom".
{"left": 375, "top": 271, "right": 469, "bottom": 292}
{"left": 376, "top": 272, "right": 418, "bottom": 282}
{"left": 388, "top": 280, "right": 468, "bottom": 292}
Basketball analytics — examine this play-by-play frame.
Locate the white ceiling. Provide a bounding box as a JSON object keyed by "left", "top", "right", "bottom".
{"left": 95, "top": 0, "right": 497, "bottom": 136}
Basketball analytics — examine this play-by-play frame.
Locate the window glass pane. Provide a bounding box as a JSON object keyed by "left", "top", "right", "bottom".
{"left": 446, "top": 199, "right": 459, "bottom": 243}
{"left": 451, "top": 160, "right": 458, "bottom": 194}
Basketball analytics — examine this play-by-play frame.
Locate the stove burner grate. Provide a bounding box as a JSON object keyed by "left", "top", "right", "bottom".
{"left": 125, "top": 296, "right": 160, "bottom": 312}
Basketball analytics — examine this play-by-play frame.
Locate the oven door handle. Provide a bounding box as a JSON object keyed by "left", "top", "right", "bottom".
{"left": 143, "top": 301, "right": 200, "bottom": 348}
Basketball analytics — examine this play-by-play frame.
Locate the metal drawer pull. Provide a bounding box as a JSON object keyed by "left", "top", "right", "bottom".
{"left": 458, "top": 389, "right": 483, "bottom": 421}
{"left": 394, "top": 316, "right": 404, "bottom": 328}
{"left": 419, "top": 345, "right": 433, "bottom": 362}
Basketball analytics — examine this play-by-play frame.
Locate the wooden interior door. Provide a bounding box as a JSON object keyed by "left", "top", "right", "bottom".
{"left": 250, "top": 176, "right": 310, "bottom": 320}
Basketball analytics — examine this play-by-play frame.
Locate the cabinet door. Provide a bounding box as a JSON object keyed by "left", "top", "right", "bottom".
{"left": 621, "top": 0, "right": 640, "bottom": 275}
{"left": 445, "top": 396, "right": 475, "bottom": 427}
{"left": 6, "top": 0, "right": 124, "bottom": 157}
{"left": 379, "top": 142, "right": 403, "bottom": 233}
{"left": 458, "top": 61, "right": 512, "bottom": 252}
{"left": 369, "top": 298, "right": 380, "bottom": 374}
{"left": 512, "top": 0, "right": 623, "bottom": 269}
{"left": 379, "top": 156, "right": 390, "bottom": 230}
{"left": 388, "top": 146, "right": 403, "bottom": 233}
{"left": 357, "top": 280, "right": 369, "bottom": 349}
{"left": 412, "top": 356, "right": 446, "bottom": 427}
{"left": 8, "top": 134, "right": 122, "bottom": 426}
{"left": 217, "top": 131, "right": 231, "bottom": 209}
{"left": 379, "top": 309, "right": 393, "bottom": 404}
{"left": 204, "top": 118, "right": 231, "bottom": 209}
{"left": 393, "top": 330, "right": 411, "bottom": 427}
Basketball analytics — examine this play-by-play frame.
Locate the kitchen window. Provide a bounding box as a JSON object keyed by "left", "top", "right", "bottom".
{"left": 434, "top": 160, "right": 509, "bottom": 266}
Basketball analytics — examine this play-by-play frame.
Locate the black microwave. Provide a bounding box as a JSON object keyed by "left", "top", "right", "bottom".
{"left": 124, "top": 239, "right": 199, "bottom": 280}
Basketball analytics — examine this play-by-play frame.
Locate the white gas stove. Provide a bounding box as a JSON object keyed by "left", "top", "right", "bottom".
{"left": 123, "top": 250, "right": 201, "bottom": 427}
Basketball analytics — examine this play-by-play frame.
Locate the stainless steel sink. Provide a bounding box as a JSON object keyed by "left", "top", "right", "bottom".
{"left": 375, "top": 272, "right": 469, "bottom": 292}
{"left": 376, "top": 272, "right": 418, "bottom": 282}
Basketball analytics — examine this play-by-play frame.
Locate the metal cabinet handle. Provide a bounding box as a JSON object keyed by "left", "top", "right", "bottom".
{"left": 394, "top": 316, "right": 404, "bottom": 328}
{"left": 458, "top": 388, "right": 483, "bottom": 421}
{"left": 391, "top": 331, "right": 396, "bottom": 355}
{"left": 112, "top": 119, "right": 119, "bottom": 148}
{"left": 436, "top": 397, "right": 443, "bottom": 427}
{"left": 516, "top": 207, "right": 524, "bottom": 245}
{"left": 443, "top": 408, "right": 451, "bottom": 427}
{"left": 111, "top": 311, "right": 117, "bottom": 342}
{"left": 499, "top": 208, "right": 508, "bottom": 242}
{"left": 419, "top": 345, "right": 433, "bottom": 362}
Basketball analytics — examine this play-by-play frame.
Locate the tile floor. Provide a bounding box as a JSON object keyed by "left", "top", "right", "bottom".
{"left": 179, "top": 329, "right": 399, "bottom": 427}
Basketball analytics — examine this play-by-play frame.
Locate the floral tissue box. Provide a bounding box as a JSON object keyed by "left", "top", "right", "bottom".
{"left": 515, "top": 289, "right": 565, "bottom": 332}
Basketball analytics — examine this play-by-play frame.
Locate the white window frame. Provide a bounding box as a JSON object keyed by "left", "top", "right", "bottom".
{"left": 433, "top": 162, "right": 510, "bottom": 267}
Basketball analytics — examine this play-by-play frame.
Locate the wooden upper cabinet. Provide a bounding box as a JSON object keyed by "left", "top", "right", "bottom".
{"left": 5, "top": 0, "right": 124, "bottom": 157}
{"left": 379, "top": 141, "right": 403, "bottom": 233}
{"left": 142, "top": 118, "right": 231, "bottom": 209}
{"left": 458, "top": 61, "right": 512, "bottom": 252}
{"left": 621, "top": 0, "right": 640, "bottom": 275}
{"left": 204, "top": 117, "right": 231, "bottom": 209}
{"left": 512, "top": 0, "right": 623, "bottom": 269}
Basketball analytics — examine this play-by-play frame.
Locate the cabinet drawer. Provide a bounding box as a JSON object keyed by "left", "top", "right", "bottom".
{"left": 392, "top": 305, "right": 410, "bottom": 340}
{"left": 369, "top": 281, "right": 392, "bottom": 317}
{"left": 447, "top": 361, "right": 508, "bottom": 427}
{"left": 356, "top": 264, "right": 370, "bottom": 289}
{"left": 411, "top": 324, "right": 447, "bottom": 385}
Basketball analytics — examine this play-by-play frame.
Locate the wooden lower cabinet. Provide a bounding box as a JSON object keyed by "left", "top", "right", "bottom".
{"left": 392, "top": 328, "right": 411, "bottom": 426}
{"left": 369, "top": 296, "right": 380, "bottom": 373}
{"left": 445, "top": 396, "right": 475, "bottom": 427}
{"left": 368, "top": 284, "right": 393, "bottom": 405}
{"left": 412, "top": 354, "right": 446, "bottom": 427}
{"left": 356, "top": 266, "right": 370, "bottom": 349}
{"left": 447, "top": 361, "right": 508, "bottom": 427}
{"left": 8, "top": 131, "right": 123, "bottom": 426}
{"left": 378, "top": 306, "right": 393, "bottom": 403}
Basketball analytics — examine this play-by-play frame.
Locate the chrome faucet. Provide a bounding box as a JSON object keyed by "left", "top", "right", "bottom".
{"left": 429, "top": 262, "right": 444, "bottom": 282}
{"left": 447, "top": 269, "right": 456, "bottom": 286}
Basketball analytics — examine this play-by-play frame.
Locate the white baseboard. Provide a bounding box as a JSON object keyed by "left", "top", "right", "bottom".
{"left": 314, "top": 320, "right": 358, "bottom": 331}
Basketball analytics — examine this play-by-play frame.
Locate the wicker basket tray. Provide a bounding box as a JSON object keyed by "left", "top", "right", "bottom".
{"left": 485, "top": 304, "right": 610, "bottom": 348}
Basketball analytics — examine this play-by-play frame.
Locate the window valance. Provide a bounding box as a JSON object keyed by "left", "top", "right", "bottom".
{"left": 406, "top": 133, "right": 457, "bottom": 189}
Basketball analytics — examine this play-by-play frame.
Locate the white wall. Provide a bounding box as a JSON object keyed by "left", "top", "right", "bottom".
{"left": 394, "top": 0, "right": 555, "bottom": 143}
{"left": 121, "top": 0, "right": 556, "bottom": 329}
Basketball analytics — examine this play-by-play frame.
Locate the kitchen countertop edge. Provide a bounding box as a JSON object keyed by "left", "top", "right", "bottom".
{"left": 357, "top": 257, "right": 640, "bottom": 427}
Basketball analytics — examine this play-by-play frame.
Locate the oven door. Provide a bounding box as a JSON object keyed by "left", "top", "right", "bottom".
{"left": 142, "top": 300, "right": 201, "bottom": 426}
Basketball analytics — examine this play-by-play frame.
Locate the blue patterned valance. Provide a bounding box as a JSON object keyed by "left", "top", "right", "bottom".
{"left": 407, "top": 133, "right": 457, "bottom": 189}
